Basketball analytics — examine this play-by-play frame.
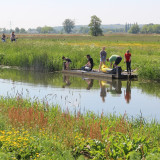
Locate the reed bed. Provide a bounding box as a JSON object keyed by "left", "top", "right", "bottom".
{"left": 0, "top": 34, "right": 160, "bottom": 81}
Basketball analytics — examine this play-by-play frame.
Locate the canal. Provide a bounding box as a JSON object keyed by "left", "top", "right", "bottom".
{"left": 0, "top": 68, "right": 160, "bottom": 121}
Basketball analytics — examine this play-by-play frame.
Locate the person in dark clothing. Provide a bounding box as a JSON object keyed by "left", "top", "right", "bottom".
{"left": 81, "top": 55, "right": 94, "bottom": 71}
{"left": 10, "top": 32, "right": 16, "bottom": 42}
{"left": 1, "top": 33, "right": 6, "bottom": 42}
{"left": 62, "top": 56, "right": 72, "bottom": 70}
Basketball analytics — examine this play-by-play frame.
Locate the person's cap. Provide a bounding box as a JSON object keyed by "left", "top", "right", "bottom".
{"left": 86, "top": 54, "right": 90, "bottom": 57}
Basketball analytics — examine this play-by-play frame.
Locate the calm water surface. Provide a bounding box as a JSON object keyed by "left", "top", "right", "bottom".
{"left": 0, "top": 69, "right": 160, "bottom": 121}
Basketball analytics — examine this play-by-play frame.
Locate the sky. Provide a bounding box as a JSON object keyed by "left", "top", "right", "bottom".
{"left": 0, "top": 0, "right": 159, "bottom": 29}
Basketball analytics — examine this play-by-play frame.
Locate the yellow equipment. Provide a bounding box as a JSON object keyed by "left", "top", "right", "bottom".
{"left": 101, "top": 65, "right": 113, "bottom": 73}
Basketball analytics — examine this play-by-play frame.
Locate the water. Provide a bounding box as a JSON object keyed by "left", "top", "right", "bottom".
{"left": 0, "top": 68, "right": 160, "bottom": 121}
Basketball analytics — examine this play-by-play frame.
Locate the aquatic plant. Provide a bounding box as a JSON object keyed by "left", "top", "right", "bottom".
{"left": 0, "top": 96, "right": 159, "bottom": 159}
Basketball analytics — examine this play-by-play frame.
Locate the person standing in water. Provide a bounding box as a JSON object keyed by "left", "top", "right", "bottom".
{"left": 99, "top": 47, "right": 107, "bottom": 72}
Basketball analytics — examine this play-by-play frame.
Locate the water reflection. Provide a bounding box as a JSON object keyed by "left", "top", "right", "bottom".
{"left": 84, "top": 79, "right": 94, "bottom": 90}
{"left": 0, "top": 69, "right": 160, "bottom": 120}
{"left": 99, "top": 80, "right": 123, "bottom": 102}
{"left": 99, "top": 81, "right": 107, "bottom": 102}
{"left": 107, "top": 80, "right": 122, "bottom": 95}
{"left": 62, "top": 75, "right": 71, "bottom": 88}
{"left": 124, "top": 80, "right": 131, "bottom": 103}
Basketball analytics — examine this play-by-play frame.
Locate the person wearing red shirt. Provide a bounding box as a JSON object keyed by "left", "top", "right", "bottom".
{"left": 124, "top": 50, "right": 131, "bottom": 73}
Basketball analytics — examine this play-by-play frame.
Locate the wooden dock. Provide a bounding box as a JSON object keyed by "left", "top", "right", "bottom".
{"left": 61, "top": 69, "right": 138, "bottom": 80}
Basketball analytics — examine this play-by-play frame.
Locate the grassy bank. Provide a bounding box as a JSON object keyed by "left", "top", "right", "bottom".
{"left": 0, "top": 97, "right": 159, "bottom": 159}
{"left": 0, "top": 34, "right": 160, "bottom": 81}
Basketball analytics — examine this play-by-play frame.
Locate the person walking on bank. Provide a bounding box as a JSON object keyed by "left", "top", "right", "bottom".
{"left": 10, "top": 32, "right": 16, "bottom": 42}
{"left": 1, "top": 33, "right": 6, "bottom": 42}
{"left": 124, "top": 50, "right": 131, "bottom": 73}
{"left": 107, "top": 55, "right": 122, "bottom": 68}
{"left": 99, "top": 47, "right": 107, "bottom": 72}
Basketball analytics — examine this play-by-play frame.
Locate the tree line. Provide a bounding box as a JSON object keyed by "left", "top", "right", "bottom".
{"left": 0, "top": 16, "right": 160, "bottom": 36}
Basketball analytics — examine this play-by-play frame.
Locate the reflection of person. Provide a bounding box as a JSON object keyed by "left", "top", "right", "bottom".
{"left": 124, "top": 50, "right": 131, "bottom": 73}
{"left": 99, "top": 47, "right": 107, "bottom": 72}
{"left": 1, "top": 33, "right": 6, "bottom": 42}
{"left": 99, "top": 80, "right": 106, "bottom": 102}
{"left": 107, "top": 55, "right": 122, "bottom": 68}
{"left": 107, "top": 80, "right": 122, "bottom": 95}
{"left": 85, "top": 79, "right": 94, "bottom": 90}
{"left": 62, "top": 56, "right": 72, "bottom": 70}
{"left": 62, "top": 75, "right": 71, "bottom": 88}
{"left": 81, "top": 55, "right": 93, "bottom": 71}
{"left": 124, "top": 80, "right": 131, "bottom": 103}
{"left": 10, "top": 32, "right": 16, "bottom": 42}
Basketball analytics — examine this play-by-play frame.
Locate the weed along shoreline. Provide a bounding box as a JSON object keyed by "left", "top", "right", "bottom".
{"left": 0, "top": 97, "right": 160, "bottom": 159}
{"left": 0, "top": 34, "right": 160, "bottom": 81}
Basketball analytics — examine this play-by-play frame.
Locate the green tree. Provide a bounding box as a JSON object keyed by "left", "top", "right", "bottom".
{"left": 147, "top": 24, "right": 154, "bottom": 33}
{"left": 41, "top": 26, "right": 53, "bottom": 34}
{"left": 15, "top": 27, "right": 20, "bottom": 33}
{"left": 128, "top": 23, "right": 140, "bottom": 34}
{"left": 124, "top": 23, "right": 128, "bottom": 32}
{"left": 154, "top": 24, "right": 160, "bottom": 34}
{"left": 63, "top": 19, "right": 75, "bottom": 34}
{"left": 140, "top": 24, "right": 155, "bottom": 34}
{"left": 2, "top": 28, "right": 7, "bottom": 33}
{"left": 141, "top": 25, "right": 149, "bottom": 34}
{"left": 20, "top": 28, "right": 26, "bottom": 33}
{"left": 89, "top": 15, "right": 103, "bottom": 36}
{"left": 79, "top": 27, "right": 89, "bottom": 34}
{"left": 36, "top": 27, "right": 42, "bottom": 33}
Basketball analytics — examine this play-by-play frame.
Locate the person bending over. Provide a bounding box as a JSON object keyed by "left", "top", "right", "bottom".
{"left": 107, "top": 55, "right": 122, "bottom": 68}
{"left": 62, "top": 56, "right": 72, "bottom": 70}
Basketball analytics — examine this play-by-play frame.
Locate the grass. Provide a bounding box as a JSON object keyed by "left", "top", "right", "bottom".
{"left": 0, "top": 34, "right": 160, "bottom": 81}
{"left": 0, "top": 96, "right": 159, "bottom": 159}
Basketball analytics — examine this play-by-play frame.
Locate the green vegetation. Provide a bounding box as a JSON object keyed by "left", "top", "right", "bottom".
{"left": 141, "top": 24, "right": 160, "bottom": 34}
{"left": 89, "top": 15, "right": 103, "bottom": 36}
{"left": 0, "top": 34, "right": 160, "bottom": 81}
{"left": 63, "top": 19, "right": 75, "bottom": 34}
{"left": 0, "top": 97, "right": 159, "bottom": 159}
{"left": 128, "top": 23, "right": 140, "bottom": 34}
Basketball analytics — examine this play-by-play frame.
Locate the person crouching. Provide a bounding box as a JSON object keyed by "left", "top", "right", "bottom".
{"left": 62, "top": 56, "right": 72, "bottom": 70}
{"left": 81, "top": 55, "right": 93, "bottom": 71}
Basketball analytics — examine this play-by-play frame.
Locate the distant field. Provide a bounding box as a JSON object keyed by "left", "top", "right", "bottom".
{"left": 0, "top": 34, "right": 160, "bottom": 81}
